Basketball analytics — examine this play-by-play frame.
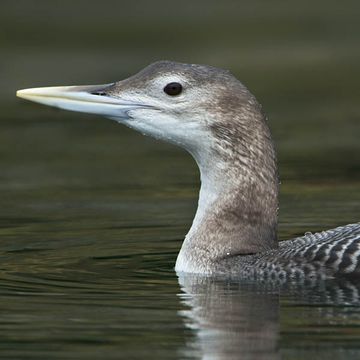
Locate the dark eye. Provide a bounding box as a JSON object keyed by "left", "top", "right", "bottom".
{"left": 163, "top": 82, "right": 182, "bottom": 96}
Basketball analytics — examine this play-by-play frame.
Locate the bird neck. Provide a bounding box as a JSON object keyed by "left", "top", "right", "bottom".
{"left": 175, "top": 116, "right": 279, "bottom": 274}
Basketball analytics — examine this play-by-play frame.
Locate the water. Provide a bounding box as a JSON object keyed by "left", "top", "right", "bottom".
{"left": 1, "top": 0, "right": 360, "bottom": 358}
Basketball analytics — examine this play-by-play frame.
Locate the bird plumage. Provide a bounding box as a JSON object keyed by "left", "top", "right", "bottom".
{"left": 16, "top": 61, "right": 360, "bottom": 280}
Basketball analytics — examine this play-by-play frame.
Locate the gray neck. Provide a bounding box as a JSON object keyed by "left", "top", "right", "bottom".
{"left": 175, "top": 105, "right": 278, "bottom": 274}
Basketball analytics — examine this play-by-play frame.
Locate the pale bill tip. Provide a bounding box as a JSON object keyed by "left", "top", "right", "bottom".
{"left": 16, "top": 88, "right": 39, "bottom": 101}
{"left": 16, "top": 87, "right": 50, "bottom": 100}
{"left": 16, "top": 88, "right": 28, "bottom": 99}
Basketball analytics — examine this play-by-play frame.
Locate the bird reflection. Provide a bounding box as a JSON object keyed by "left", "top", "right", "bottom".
{"left": 178, "top": 275, "right": 280, "bottom": 359}
{"left": 177, "top": 275, "right": 360, "bottom": 360}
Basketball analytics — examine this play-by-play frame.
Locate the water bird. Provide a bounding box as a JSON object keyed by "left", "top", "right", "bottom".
{"left": 16, "top": 61, "right": 360, "bottom": 280}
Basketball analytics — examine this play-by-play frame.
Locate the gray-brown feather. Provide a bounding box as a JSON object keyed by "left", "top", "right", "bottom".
{"left": 218, "top": 223, "right": 360, "bottom": 281}
{"left": 97, "top": 60, "right": 360, "bottom": 280}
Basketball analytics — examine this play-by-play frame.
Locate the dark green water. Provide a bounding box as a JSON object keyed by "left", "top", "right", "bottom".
{"left": 1, "top": 0, "right": 360, "bottom": 358}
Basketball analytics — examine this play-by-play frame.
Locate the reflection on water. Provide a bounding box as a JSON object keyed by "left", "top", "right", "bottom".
{"left": 178, "top": 275, "right": 360, "bottom": 359}
{"left": 178, "top": 275, "right": 279, "bottom": 359}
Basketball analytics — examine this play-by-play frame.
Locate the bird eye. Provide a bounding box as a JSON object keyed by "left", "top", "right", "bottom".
{"left": 163, "top": 82, "right": 182, "bottom": 96}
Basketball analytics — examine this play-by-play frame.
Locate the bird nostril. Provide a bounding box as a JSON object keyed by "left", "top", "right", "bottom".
{"left": 91, "top": 91, "right": 107, "bottom": 96}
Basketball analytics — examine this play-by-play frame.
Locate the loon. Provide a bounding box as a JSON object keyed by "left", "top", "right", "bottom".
{"left": 16, "top": 61, "right": 360, "bottom": 280}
